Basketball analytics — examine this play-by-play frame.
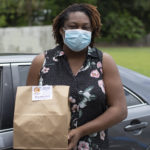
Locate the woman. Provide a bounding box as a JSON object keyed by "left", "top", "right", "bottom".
{"left": 27, "top": 3, "right": 127, "bottom": 150}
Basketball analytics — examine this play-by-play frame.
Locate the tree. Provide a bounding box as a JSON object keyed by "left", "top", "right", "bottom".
{"left": 0, "top": 0, "right": 149, "bottom": 41}
{"left": 44, "top": 0, "right": 97, "bottom": 24}
{"left": 0, "top": 0, "right": 47, "bottom": 26}
{"left": 97, "top": 0, "right": 148, "bottom": 41}
{"left": 102, "top": 12, "right": 145, "bottom": 41}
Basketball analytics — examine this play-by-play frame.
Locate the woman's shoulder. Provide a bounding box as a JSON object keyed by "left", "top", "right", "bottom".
{"left": 32, "top": 45, "right": 61, "bottom": 66}
{"left": 103, "top": 52, "right": 116, "bottom": 65}
{"left": 32, "top": 45, "right": 60, "bottom": 63}
{"left": 102, "top": 52, "right": 119, "bottom": 76}
{"left": 46, "top": 45, "right": 62, "bottom": 56}
{"left": 26, "top": 53, "right": 45, "bottom": 85}
{"left": 32, "top": 53, "right": 45, "bottom": 67}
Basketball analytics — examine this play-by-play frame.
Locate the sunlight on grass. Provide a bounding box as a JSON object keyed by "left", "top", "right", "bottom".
{"left": 98, "top": 47, "right": 150, "bottom": 77}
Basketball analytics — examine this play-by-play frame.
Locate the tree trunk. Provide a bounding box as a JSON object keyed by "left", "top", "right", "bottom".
{"left": 26, "top": 0, "right": 32, "bottom": 26}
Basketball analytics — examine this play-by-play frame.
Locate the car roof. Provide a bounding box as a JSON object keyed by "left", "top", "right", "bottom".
{"left": 118, "top": 66, "right": 150, "bottom": 104}
{"left": 0, "top": 53, "right": 37, "bottom": 63}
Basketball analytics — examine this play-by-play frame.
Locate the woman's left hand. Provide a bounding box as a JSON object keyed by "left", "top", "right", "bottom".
{"left": 68, "top": 128, "right": 82, "bottom": 150}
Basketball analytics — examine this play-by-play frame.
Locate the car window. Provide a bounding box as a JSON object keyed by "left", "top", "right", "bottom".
{"left": 0, "top": 67, "right": 2, "bottom": 129}
{"left": 18, "top": 65, "right": 30, "bottom": 86}
{"left": 0, "top": 67, "right": 2, "bottom": 89}
{"left": 124, "top": 88, "right": 143, "bottom": 107}
{"left": 0, "top": 65, "right": 14, "bottom": 130}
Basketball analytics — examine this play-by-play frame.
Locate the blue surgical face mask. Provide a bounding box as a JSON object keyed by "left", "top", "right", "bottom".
{"left": 63, "top": 29, "right": 91, "bottom": 52}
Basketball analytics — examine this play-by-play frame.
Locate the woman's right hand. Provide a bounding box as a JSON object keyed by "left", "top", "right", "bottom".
{"left": 68, "top": 128, "right": 82, "bottom": 150}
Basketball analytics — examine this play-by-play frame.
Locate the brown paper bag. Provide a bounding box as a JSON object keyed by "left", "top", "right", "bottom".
{"left": 13, "top": 85, "right": 70, "bottom": 150}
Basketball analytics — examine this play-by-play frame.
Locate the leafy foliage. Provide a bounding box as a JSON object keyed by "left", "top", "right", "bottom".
{"left": 101, "top": 12, "right": 145, "bottom": 41}
{"left": 0, "top": 0, "right": 149, "bottom": 41}
{"left": 97, "top": 0, "right": 149, "bottom": 41}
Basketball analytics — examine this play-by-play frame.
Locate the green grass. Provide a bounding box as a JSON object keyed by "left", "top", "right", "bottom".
{"left": 98, "top": 47, "right": 150, "bottom": 77}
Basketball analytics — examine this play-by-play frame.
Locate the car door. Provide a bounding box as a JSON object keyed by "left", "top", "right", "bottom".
{"left": 0, "top": 62, "right": 31, "bottom": 150}
{"left": 109, "top": 87, "right": 150, "bottom": 150}
{"left": 0, "top": 64, "right": 13, "bottom": 150}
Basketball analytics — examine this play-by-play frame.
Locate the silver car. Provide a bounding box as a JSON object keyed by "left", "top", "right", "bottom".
{"left": 0, "top": 54, "right": 150, "bottom": 150}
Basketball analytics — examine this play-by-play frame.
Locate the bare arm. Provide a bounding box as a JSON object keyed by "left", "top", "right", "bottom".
{"left": 26, "top": 53, "right": 45, "bottom": 85}
{"left": 68, "top": 53, "right": 127, "bottom": 149}
{"left": 78, "top": 53, "right": 127, "bottom": 133}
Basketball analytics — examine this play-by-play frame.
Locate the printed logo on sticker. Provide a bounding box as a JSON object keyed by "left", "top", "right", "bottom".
{"left": 34, "top": 87, "right": 40, "bottom": 93}
{"left": 32, "top": 86, "right": 53, "bottom": 101}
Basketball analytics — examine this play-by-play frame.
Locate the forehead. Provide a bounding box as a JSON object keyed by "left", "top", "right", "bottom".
{"left": 65, "top": 11, "right": 91, "bottom": 24}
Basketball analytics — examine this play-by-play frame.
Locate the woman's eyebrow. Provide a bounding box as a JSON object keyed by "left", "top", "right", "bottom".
{"left": 68, "top": 21, "right": 90, "bottom": 24}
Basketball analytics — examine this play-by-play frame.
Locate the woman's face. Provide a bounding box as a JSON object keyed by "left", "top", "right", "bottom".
{"left": 60, "top": 11, "right": 92, "bottom": 37}
{"left": 60, "top": 11, "right": 92, "bottom": 51}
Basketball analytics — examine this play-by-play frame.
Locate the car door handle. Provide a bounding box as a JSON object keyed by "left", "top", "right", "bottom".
{"left": 124, "top": 122, "right": 148, "bottom": 132}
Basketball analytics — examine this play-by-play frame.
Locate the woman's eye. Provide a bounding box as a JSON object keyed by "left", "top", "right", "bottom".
{"left": 82, "top": 26, "right": 91, "bottom": 31}
{"left": 68, "top": 26, "right": 77, "bottom": 29}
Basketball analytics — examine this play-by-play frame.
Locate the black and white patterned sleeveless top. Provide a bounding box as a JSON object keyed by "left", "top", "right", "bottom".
{"left": 40, "top": 45, "right": 109, "bottom": 150}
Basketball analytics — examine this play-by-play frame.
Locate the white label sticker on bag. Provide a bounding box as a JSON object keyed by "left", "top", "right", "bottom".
{"left": 32, "top": 86, "right": 52, "bottom": 101}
